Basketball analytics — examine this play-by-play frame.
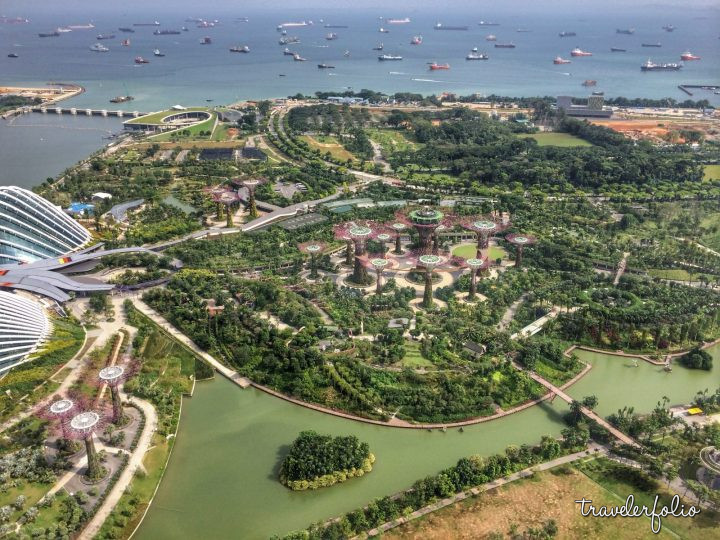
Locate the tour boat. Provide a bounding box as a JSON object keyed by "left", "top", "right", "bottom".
{"left": 90, "top": 43, "right": 109, "bottom": 52}
{"left": 317, "top": 63, "right": 335, "bottom": 69}
{"left": 680, "top": 51, "right": 700, "bottom": 61}
{"left": 410, "top": 35, "right": 423, "bottom": 45}
{"left": 554, "top": 56, "right": 571, "bottom": 64}
{"left": 379, "top": 27, "right": 389, "bottom": 33}
{"left": 154, "top": 49, "right": 165, "bottom": 57}
{"left": 293, "top": 53, "right": 307, "bottom": 61}
{"left": 571, "top": 47, "right": 592, "bottom": 56}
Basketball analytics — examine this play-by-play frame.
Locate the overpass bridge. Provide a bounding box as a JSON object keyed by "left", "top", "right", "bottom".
{"left": 27, "top": 106, "right": 149, "bottom": 118}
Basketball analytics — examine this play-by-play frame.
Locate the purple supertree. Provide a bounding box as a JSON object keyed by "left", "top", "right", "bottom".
{"left": 96, "top": 361, "right": 138, "bottom": 424}
{"left": 360, "top": 254, "right": 397, "bottom": 295}
{"left": 374, "top": 232, "right": 393, "bottom": 255}
{"left": 42, "top": 397, "right": 77, "bottom": 439}
{"left": 64, "top": 407, "right": 109, "bottom": 480}
{"left": 395, "top": 207, "right": 456, "bottom": 255}
{"left": 298, "top": 241, "right": 327, "bottom": 279}
{"left": 232, "top": 177, "right": 268, "bottom": 219}
{"left": 461, "top": 216, "right": 509, "bottom": 257}
{"left": 213, "top": 190, "right": 241, "bottom": 228}
{"left": 506, "top": 233, "right": 537, "bottom": 269}
{"left": 334, "top": 221, "right": 379, "bottom": 284}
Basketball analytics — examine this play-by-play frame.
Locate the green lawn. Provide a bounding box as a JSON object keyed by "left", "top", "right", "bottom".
{"left": 517, "top": 132, "right": 593, "bottom": 147}
{"left": 366, "top": 128, "right": 420, "bottom": 154}
{"left": 703, "top": 164, "right": 720, "bottom": 181}
{"left": 647, "top": 268, "right": 693, "bottom": 281}
{"left": 299, "top": 135, "right": 355, "bottom": 161}
{"left": 452, "top": 243, "right": 507, "bottom": 261}
{"left": 125, "top": 107, "right": 210, "bottom": 125}
{"left": 150, "top": 113, "right": 217, "bottom": 142}
{"left": 397, "top": 340, "right": 433, "bottom": 369}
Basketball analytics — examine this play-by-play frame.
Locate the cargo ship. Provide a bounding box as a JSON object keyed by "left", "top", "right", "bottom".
{"left": 641, "top": 59, "right": 681, "bottom": 71}
{"left": 90, "top": 43, "right": 109, "bottom": 52}
{"left": 317, "top": 63, "right": 335, "bottom": 68}
{"left": 610, "top": 47, "right": 627, "bottom": 52}
{"left": 134, "top": 56, "right": 149, "bottom": 64}
{"left": 7, "top": 52, "right": 19, "bottom": 58}
{"left": 434, "top": 23, "right": 468, "bottom": 30}
{"left": 230, "top": 45, "right": 250, "bottom": 53}
{"left": 324, "top": 24, "right": 348, "bottom": 28}
{"left": 96, "top": 34, "right": 115, "bottom": 40}
{"left": 553, "top": 56, "right": 571, "bottom": 64}
{"left": 616, "top": 28, "right": 635, "bottom": 35}
{"left": 485, "top": 34, "right": 497, "bottom": 41}
{"left": 378, "top": 54, "right": 402, "bottom": 60}
{"left": 118, "top": 27, "right": 135, "bottom": 33}
{"left": 154, "top": 49, "right": 165, "bottom": 56}
{"left": 680, "top": 51, "right": 700, "bottom": 61}
{"left": 478, "top": 21, "right": 499, "bottom": 26}
{"left": 571, "top": 47, "right": 592, "bottom": 56}
{"left": 411, "top": 35, "right": 423, "bottom": 45}
{"left": 642, "top": 42, "right": 662, "bottom": 47}
{"left": 292, "top": 53, "right": 307, "bottom": 61}
{"left": 200, "top": 36, "right": 212, "bottom": 44}
{"left": 154, "top": 29, "right": 181, "bottom": 35}
{"left": 326, "top": 32, "right": 338, "bottom": 40}
{"left": 279, "top": 36, "right": 300, "bottom": 45}
{"left": 379, "top": 27, "right": 389, "bottom": 33}
{"left": 110, "top": 95, "right": 133, "bottom": 103}
{"left": 57, "top": 26, "right": 72, "bottom": 33}
{"left": 68, "top": 23, "right": 94, "bottom": 30}
{"left": 38, "top": 30, "right": 60, "bottom": 37}
{"left": 662, "top": 24, "right": 675, "bottom": 32}
{"left": 387, "top": 18, "right": 410, "bottom": 24}
{"left": 1, "top": 17, "right": 29, "bottom": 24}
{"left": 494, "top": 42, "right": 515, "bottom": 48}
{"left": 283, "top": 48, "right": 295, "bottom": 55}
{"left": 278, "top": 21, "right": 310, "bottom": 28}
{"left": 133, "top": 22, "right": 160, "bottom": 26}
{"left": 429, "top": 62, "right": 450, "bottom": 70}
{"left": 559, "top": 31, "right": 576, "bottom": 37}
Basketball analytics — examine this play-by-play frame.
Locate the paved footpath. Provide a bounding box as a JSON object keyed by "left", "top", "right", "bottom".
{"left": 362, "top": 444, "right": 605, "bottom": 538}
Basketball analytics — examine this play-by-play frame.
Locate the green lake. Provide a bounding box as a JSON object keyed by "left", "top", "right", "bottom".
{"left": 136, "top": 346, "right": 720, "bottom": 539}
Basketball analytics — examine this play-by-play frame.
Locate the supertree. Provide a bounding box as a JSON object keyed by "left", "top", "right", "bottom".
{"left": 232, "top": 177, "right": 268, "bottom": 219}
{"left": 97, "top": 361, "right": 138, "bottom": 424}
{"left": 506, "top": 233, "right": 537, "bottom": 269}
{"left": 375, "top": 232, "right": 392, "bottom": 255}
{"left": 213, "top": 190, "right": 240, "bottom": 228}
{"left": 395, "top": 207, "right": 455, "bottom": 255}
{"left": 65, "top": 409, "right": 108, "bottom": 481}
{"left": 387, "top": 222, "right": 407, "bottom": 254}
{"left": 456, "top": 256, "right": 491, "bottom": 300}
{"left": 298, "top": 241, "right": 326, "bottom": 279}
{"left": 407, "top": 252, "right": 450, "bottom": 309}
{"left": 334, "top": 221, "right": 379, "bottom": 284}
{"left": 43, "top": 397, "right": 77, "bottom": 439}
{"left": 360, "top": 254, "right": 397, "bottom": 295}
{"left": 203, "top": 186, "right": 230, "bottom": 221}
{"left": 461, "top": 217, "right": 508, "bottom": 257}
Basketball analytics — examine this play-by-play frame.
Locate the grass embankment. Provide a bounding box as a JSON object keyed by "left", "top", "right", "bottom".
{"left": 386, "top": 459, "right": 713, "bottom": 540}
{"left": 125, "top": 107, "right": 210, "bottom": 125}
{"left": 95, "top": 304, "right": 213, "bottom": 540}
{"left": 397, "top": 340, "right": 433, "bottom": 369}
{"left": 149, "top": 114, "right": 218, "bottom": 142}
{"left": 703, "top": 164, "right": 720, "bottom": 181}
{"left": 366, "top": 128, "right": 421, "bottom": 154}
{"left": 518, "top": 132, "right": 594, "bottom": 147}
{"left": 452, "top": 243, "right": 507, "bottom": 261}
{"left": 299, "top": 134, "right": 355, "bottom": 161}
{"left": 0, "top": 318, "right": 85, "bottom": 425}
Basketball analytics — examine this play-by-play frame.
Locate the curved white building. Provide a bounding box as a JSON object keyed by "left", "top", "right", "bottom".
{"left": 0, "top": 291, "right": 52, "bottom": 373}
{"left": 0, "top": 186, "right": 91, "bottom": 265}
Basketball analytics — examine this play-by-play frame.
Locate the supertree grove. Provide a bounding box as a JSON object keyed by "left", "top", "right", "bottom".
{"left": 375, "top": 232, "right": 392, "bottom": 255}
{"left": 97, "top": 361, "right": 138, "bottom": 425}
{"left": 334, "top": 221, "right": 379, "bottom": 284}
{"left": 461, "top": 217, "right": 508, "bottom": 257}
{"left": 460, "top": 256, "right": 491, "bottom": 300}
{"left": 387, "top": 222, "right": 407, "bottom": 254}
{"left": 298, "top": 241, "right": 326, "bottom": 279}
{"left": 407, "top": 253, "right": 449, "bottom": 309}
{"left": 45, "top": 397, "right": 77, "bottom": 439}
{"left": 65, "top": 409, "right": 108, "bottom": 481}
{"left": 506, "top": 233, "right": 537, "bottom": 269}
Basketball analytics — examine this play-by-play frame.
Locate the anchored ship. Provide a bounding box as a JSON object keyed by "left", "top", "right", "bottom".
{"left": 134, "top": 56, "right": 149, "bottom": 64}
{"left": 118, "top": 27, "right": 135, "bottom": 33}
{"left": 326, "top": 33, "right": 338, "bottom": 40}
{"left": 96, "top": 33, "right": 115, "bottom": 40}
{"left": 387, "top": 18, "right": 410, "bottom": 24}
{"left": 110, "top": 95, "right": 133, "bottom": 103}
{"left": 121, "top": 39, "right": 130, "bottom": 46}
{"left": 230, "top": 45, "right": 250, "bottom": 53}
{"left": 317, "top": 63, "right": 335, "bottom": 68}
{"left": 434, "top": 23, "right": 468, "bottom": 30}
{"left": 641, "top": 59, "right": 681, "bottom": 71}
{"left": 411, "top": 36, "right": 423, "bottom": 45}
{"left": 133, "top": 22, "right": 160, "bottom": 26}
{"left": 662, "top": 24, "right": 675, "bottom": 32}
{"left": 466, "top": 51, "right": 489, "bottom": 60}
{"left": 378, "top": 54, "right": 402, "bottom": 61}
{"left": 559, "top": 31, "right": 576, "bottom": 37}
{"left": 616, "top": 28, "right": 635, "bottom": 34}
{"left": 554, "top": 56, "right": 571, "bottom": 64}
{"left": 495, "top": 42, "right": 515, "bottom": 48}
{"left": 680, "top": 51, "right": 700, "bottom": 60}
{"left": 485, "top": 34, "right": 497, "bottom": 41}
{"left": 89, "top": 43, "right": 109, "bottom": 52}
{"left": 200, "top": 36, "right": 212, "bottom": 44}
{"left": 38, "top": 30, "right": 60, "bottom": 37}
{"left": 571, "top": 47, "right": 592, "bottom": 56}
{"left": 373, "top": 43, "right": 384, "bottom": 51}
{"left": 154, "top": 49, "right": 165, "bottom": 56}
{"left": 154, "top": 29, "right": 181, "bottom": 35}
{"left": 478, "top": 21, "right": 499, "bottom": 26}
{"left": 429, "top": 62, "right": 450, "bottom": 70}
{"left": 642, "top": 43, "right": 662, "bottom": 48}
{"left": 610, "top": 47, "right": 627, "bottom": 52}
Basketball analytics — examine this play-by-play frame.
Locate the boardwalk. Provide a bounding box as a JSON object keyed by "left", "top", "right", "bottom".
{"left": 521, "top": 366, "right": 639, "bottom": 447}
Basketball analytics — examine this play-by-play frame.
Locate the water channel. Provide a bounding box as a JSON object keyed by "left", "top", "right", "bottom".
{"left": 136, "top": 346, "right": 720, "bottom": 539}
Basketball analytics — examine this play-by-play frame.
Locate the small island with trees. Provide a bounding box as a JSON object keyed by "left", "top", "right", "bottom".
{"left": 279, "top": 431, "right": 375, "bottom": 491}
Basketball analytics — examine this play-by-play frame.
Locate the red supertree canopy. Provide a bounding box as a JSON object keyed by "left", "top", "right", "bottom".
{"left": 333, "top": 220, "right": 380, "bottom": 246}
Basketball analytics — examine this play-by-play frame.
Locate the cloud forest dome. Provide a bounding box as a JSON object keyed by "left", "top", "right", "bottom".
{"left": 0, "top": 186, "right": 91, "bottom": 265}
{"left": 0, "top": 290, "right": 51, "bottom": 373}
